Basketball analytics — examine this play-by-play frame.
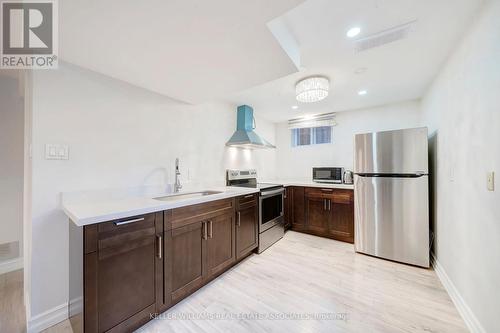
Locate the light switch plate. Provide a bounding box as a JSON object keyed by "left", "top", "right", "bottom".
{"left": 45, "top": 144, "right": 69, "bottom": 160}
{"left": 487, "top": 171, "right": 495, "bottom": 191}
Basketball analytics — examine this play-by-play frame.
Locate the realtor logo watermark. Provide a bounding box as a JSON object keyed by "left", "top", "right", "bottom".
{"left": 1, "top": 0, "right": 58, "bottom": 69}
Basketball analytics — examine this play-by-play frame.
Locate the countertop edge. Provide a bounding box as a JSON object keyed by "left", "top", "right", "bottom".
{"left": 65, "top": 188, "right": 260, "bottom": 227}
{"left": 262, "top": 180, "right": 354, "bottom": 190}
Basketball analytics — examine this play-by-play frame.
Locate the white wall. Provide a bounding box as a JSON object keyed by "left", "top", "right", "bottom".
{"left": 0, "top": 74, "right": 24, "bottom": 257}
{"left": 420, "top": 1, "right": 500, "bottom": 332}
{"left": 29, "top": 63, "right": 276, "bottom": 327}
{"left": 274, "top": 100, "right": 421, "bottom": 180}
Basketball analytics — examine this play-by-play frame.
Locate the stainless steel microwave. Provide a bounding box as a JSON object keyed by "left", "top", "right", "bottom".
{"left": 313, "top": 167, "right": 344, "bottom": 183}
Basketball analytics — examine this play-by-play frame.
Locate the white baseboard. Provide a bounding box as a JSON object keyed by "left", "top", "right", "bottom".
{"left": 0, "top": 257, "right": 23, "bottom": 275}
{"left": 69, "top": 296, "right": 83, "bottom": 316}
{"left": 431, "top": 253, "right": 486, "bottom": 333}
{"left": 28, "top": 302, "right": 68, "bottom": 333}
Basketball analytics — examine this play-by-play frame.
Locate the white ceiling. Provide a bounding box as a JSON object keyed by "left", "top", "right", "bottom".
{"left": 226, "top": 0, "right": 484, "bottom": 122}
{"left": 59, "top": 0, "right": 305, "bottom": 104}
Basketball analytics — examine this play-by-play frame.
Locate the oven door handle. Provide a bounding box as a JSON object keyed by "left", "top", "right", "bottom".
{"left": 260, "top": 188, "right": 285, "bottom": 197}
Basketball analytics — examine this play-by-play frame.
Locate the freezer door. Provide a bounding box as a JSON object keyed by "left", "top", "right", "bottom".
{"left": 354, "top": 127, "right": 428, "bottom": 174}
{"left": 354, "top": 174, "right": 429, "bottom": 267}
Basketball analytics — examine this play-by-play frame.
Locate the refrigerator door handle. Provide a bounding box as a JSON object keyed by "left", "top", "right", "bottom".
{"left": 355, "top": 173, "right": 427, "bottom": 178}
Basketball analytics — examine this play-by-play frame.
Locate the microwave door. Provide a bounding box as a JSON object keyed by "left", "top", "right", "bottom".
{"left": 315, "top": 170, "right": 331, "bottom": 181}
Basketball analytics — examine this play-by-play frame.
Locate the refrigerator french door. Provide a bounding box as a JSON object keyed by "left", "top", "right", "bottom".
{"left": 354, "top": 127, "right": 430, "bottom": 267}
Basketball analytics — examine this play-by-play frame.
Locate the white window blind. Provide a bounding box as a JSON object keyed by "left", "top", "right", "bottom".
{"left": 289, "top": 113, "right": 336, "bottom": 147}
{"left": 287, "top": 112, "right": 336, "bottom": 129}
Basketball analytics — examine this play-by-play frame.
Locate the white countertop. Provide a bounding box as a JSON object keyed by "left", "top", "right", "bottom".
{"left": 262, "top": 180, "right": 354, "bottom": 190}
{"left": 63, "top": 180, "right": 353, "bottom": 227}
{"left": 63, "top": 186, "right": 259, "bottom": 227}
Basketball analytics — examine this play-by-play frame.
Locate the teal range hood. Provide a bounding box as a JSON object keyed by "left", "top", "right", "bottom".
{"left": 226, "top": 105, "right": 275, "bottom": 149}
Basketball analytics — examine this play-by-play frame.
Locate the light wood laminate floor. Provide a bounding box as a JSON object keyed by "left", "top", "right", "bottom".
{"left": 11, "top": 231, "right": 469, "bottom": 333}
{"left": 0, "top": 269, "right": 26, "bottom": 333}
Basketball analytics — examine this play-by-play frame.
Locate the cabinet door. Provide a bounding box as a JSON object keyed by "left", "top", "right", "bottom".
{"left": 85, "top": 213, "right": 161, "bottom": 333}
{"left": 306, "top": 196, "right": 330, "bottom": 234}
{"left": 164, "top": 220, "right": 206, "bottom": 305}
{"left": 329, "top": 200, "right": 355, "bottom": 243}
{"left": 206, "top": 212, "right": 236, "bottom": 279}
{"left": 290, "top": 187, "right": 306, "bottom": 231}
{"left": 236, "top": 203, "right": 258, "bottom": 260}
{"left": 283, "top": 187, "right": 290, "bottom": 228}
{"left": 328, "top": 190, "right": 354, "bottom": 243}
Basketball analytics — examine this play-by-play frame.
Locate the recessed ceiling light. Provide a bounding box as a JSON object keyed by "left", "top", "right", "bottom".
{"left": 291, "top": 105, "right": 299, "bottom": 110}
{"left": 346, "top": 27, "right": 361, "bottom": 38}
{"left": 358, "top": 90, "right": 367, "bottom": 96}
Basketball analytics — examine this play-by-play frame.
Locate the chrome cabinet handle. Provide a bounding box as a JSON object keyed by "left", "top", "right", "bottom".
{"left": 202, "top": 221, "right": 208, "bottom": 240}
{"left": 284, "top": 189, "right": 287, "bottom": 199}
{"left": 114, "top": 217, "right": 145, "bottom": 226}
{"left": 328, "top": 200, "right": 331, "bottom": 211}
{"left": 321, "top": 188, "right": 333, "bottom": 192}
{"left": 208, "top": 220, "right": 213, "bottom": 239}
{"left": 244, "top": 194, "right": 254, "bottom": 199}
{"left": 324, "top": 199, "right": 327, "bottom": 211}
{"left": 237, "top": 212, "right": 241, "bottom": 227}
{"left": 156, "top": 235, "right": 162, "bottom": 259}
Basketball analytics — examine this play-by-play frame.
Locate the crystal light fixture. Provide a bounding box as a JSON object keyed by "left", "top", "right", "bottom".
{"left": 295, "top": 76, "right": 329, "bottom": 103}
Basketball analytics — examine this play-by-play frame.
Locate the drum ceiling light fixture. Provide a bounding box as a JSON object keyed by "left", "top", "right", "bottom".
{"left": 295, "top": 76, "right": 330, "bottom": 103}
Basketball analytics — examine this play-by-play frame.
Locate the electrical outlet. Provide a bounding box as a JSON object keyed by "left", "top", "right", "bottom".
{"left": 487, "top": 171, "right": 495, "bottom": 191}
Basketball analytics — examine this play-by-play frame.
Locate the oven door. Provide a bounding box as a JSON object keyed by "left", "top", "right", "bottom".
{"left": 259, "top": 188, "right": 284, "bottom": 233}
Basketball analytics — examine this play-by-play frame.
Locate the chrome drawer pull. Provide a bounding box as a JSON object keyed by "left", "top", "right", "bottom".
{"left": 114, "top": 217, "right": 145, "bottom": 226}
{"left": 244, "top": 194, "right": 254, "bottom": 199}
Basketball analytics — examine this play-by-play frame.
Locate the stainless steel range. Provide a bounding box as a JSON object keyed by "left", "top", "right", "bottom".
{"left": 226, "top": 169, "right": 284, "bottom": 253}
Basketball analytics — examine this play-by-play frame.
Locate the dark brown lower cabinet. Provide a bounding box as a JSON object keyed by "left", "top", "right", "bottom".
{"left": 83, "top": 212, "right": 163, "bottom": 333}
{"left": 164, "top": 220, "right": 206, "bottom": 306}
{"left": 81, "top": 196, "right": 257, "bottom": 332}
{"left": 235, "top": 193, "right": 258, "bottom": 259}
{"left": 283, "top": 187, "right": 291, "bottom": 229}
{"left": 206, "top": 212, "right": 236, "bottom": 277}
{"left": 288, "top": 186, "right": 306, "bottom": 231}
{"left": 292, "top": 187, "right": 354, "bottom": 243}
{"left": 329, "top": 191, "right": 355, "bottom": 243}
{"left": 305, "top": 194, "right": 330, "bottom": 234}
{"left": 162, "top": 198, "right": 237, "bottom": 311}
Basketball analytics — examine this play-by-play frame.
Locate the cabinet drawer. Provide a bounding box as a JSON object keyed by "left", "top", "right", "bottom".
{"left": 98, "top": 214, "right": 155, "bottom": 236}
{"left": 236, "top": 193, "right": 258, "bottom": 210}
{"left": 167, "top": 198, "right": 234, "bottom": 229}
{"left": 332, "top": 190, "right": 353, "bottom": 204}
{"left": 98, "top": 214, "right": 157, "bottom": 259}
{"left": 84, "top": 213, "right": 156, "bottom": 254}
{"left": 305, "top": 187, "right": 353, "bottom": 203}
{"left": 305, "top": 187, "right": 335, "bottom": 198}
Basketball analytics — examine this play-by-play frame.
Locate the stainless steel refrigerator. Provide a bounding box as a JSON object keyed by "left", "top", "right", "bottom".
{"left": 354, "top": 127, "right": 429, "bottom": 267}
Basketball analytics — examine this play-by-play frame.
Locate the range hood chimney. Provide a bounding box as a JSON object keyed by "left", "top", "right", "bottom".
{"left": 226, "top": 105, "right": 275, "bottom": 149}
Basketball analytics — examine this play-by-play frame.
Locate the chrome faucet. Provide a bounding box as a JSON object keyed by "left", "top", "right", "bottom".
{"left": 174, "top": 158, "right": 182, "bottom": 193}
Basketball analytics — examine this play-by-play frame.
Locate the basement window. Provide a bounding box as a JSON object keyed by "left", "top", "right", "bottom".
{"left": 291, "top": 126, "right": 333, "bottom": 147}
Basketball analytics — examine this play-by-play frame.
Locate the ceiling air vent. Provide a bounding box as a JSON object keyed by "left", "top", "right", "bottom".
{"left": 354, "top": 20, "right": 416, "bottom": 52}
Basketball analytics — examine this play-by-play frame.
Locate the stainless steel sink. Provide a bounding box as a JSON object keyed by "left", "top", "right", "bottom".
{"left": 154, "top": 191, "right": 223, "bottom": 202}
